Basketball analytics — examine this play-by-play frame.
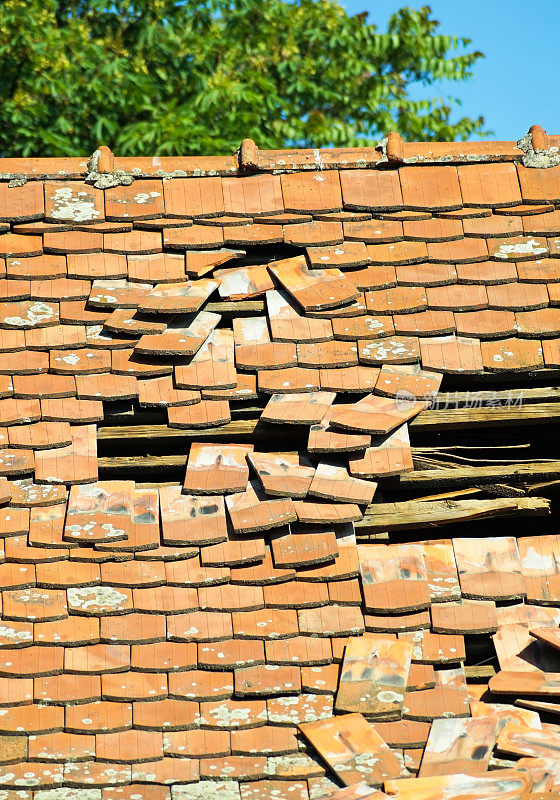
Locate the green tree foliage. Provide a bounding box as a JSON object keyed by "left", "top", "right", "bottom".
{"left": 0, "top": 0, "right": 486, "bottom": 156}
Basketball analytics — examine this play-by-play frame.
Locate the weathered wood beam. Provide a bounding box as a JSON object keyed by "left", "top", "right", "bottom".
{"left": 356, "top": 497, "right": 550, "bottom": 532}
{"left": 97, "top": 451, "right": 560, "bottom": 489}
{"left": 98, "top": 399, "right": 560, "bottom": 445}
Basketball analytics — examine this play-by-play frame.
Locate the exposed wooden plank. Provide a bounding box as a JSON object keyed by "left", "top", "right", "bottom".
{"left": 355, "top": 497, "right": 550, "bottom": 532}
{"left": 465, "top": 664, "right": 495, "bottom": 680}
{"left": 411, "top": 402, "right": 560, "bottom": 430}
{"left": 97, "top": 401, "right": 560, "bottom": 445}
{"left": 397, "top": 461, "right": 560, "bottom": 488}
{"left": 97, "top": 450, "right": 560, "bottom": 490}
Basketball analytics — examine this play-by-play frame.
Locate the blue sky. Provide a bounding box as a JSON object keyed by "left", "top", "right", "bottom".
{"left": 342, "top": 0, "right": 560, "bottom": 141}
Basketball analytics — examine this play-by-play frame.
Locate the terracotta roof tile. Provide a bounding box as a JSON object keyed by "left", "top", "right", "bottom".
{"left": 3, "top": 142, "right": 560, "bottom": 795}
{"left": 280, "top": 172, "right": 342, "bottom": 213}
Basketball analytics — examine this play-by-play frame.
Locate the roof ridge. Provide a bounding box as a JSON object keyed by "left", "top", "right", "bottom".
{"left": 0, "top": 126, "right": 559, "bottom": 181}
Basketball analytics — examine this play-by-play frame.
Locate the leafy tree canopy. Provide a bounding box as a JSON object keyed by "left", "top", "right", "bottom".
{"left": 0, "top": 0, "right": 486, "bottom": 157}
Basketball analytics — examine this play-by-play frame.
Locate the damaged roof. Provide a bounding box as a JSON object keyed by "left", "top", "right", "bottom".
{"left": 1, "top": 126, "right": 560, "bottom": 798}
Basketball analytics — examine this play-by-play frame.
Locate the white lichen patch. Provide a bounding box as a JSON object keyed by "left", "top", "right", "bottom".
{"left": 4, "top": 302, "right": 55, "bottom": 328}
{"left": 67, "top": 586, "right": 129, "bottom": 612}
{"left": 50, "top": 187, "right": 101, "bottom": 222}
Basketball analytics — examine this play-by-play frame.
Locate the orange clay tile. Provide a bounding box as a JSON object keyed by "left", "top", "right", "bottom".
{"left": 331, "top": 315, "right": 393, "bottom": 340}
{"left": 267, "top": 289, "right": 333, "bottom": 342}
{"left": 215, "top": 265, "right": 274, "bottom": 300}
{"left": 399, "top": 166, "right": 462, "bottom": 211}
{"left": 492, "top": 623, "right": 556, "bottom": 673}
{"left": 348, "top": 424, "right": 413, "bottom": 478}
{"left": 3, "top": 350, "right": 49, "bottom": 375}
{"left": 343, "top": 218, "right": 402, "bottom": 243}
{"left": 283, "top": 220, "right": 343, "bottom": 247}
{"left": 248, "top": 452, "right": 315, "bottom": 498}
{"left": 480, "top": 338, "right": 543, "bottom": 371}
{"left": 393, "top": 310, "right": 456, "bottom": 337}
{"left": 136, "top": 314, "right": 220, "bottom": 359}
{"left": 105, "top": 180, "right": 164, "bottom": 220}
{"left": 307, "top": 461, "right": 376, "bottom": 505}
{"left": 359, "top": 544, "right": 430, "bottom": 613}
{"left": 403, "top": 217, "right": 463, "bottom": 242}
{"left": 297, "top": 340, "right": 358, "bottom": 368}
{"left": 453, "top": 536, "right": 525, "bottom": 600}
{"left": 359, "top": 336, "right": 421, "bottom": 364}
{"left": 103, "top": 229, "right": 162, "bottom": 254}
{"left": 264, "top": 636, "right": 332, "bottom": 667}
{"left": 366, "top": 240, "right": 428, "bottom": 265}
{"left": 138, "top": 278, "right": 217, "bottom": 314}
{"left": 426, "top": 283, "right": 488, "bottom": 311}
{"left": 201, "top": 534, "right": 266, "bottom": 568}
{"left": 202, "top": 370, "right": 258, "bottom": 401}
{"left": 268, "top": 256, "right": 358, "bottom": 312}
{"left": 300, "top": 712, "right": 405, "bottom": 787}
{"left": 7, "top": 253, "right": 67, "bottom": 280}
{"left": 88, "top": 279, "right": 152, "bottom": 309}
{"left": 49, "top": 347, "right": 111, "bottom": 374}
{"left": 335, "top": 635, "right": 412, "bottom": 718}
{"left": 167, "top": 399, "right": 230, "bottom": 428}
{"left": 421, "top": 543, "right": 461, "bottom": 603}
{"left": 329, "top": 393, "right": 425, "bottom": 435}
{"left": 517, "top": 162, "right": 560, "bottom": 203}
{"left": 66, "top": 252, "right": 127, "bottom": 279}
{"left": 365, "top": 286, "right": 427, "bottom": 315}
{"left": 458, "top": 162, "right": 522, "bottom": 207}
{"left": 456, "top": 260, "right": 518, "bottom": 284}
{"left": 349, "top": 264, "right": 396, "bottom": 291}
{"left": 517, "top": 533, "right": 560, "bottom": 604}
{"left": 519, "top": 258, "right": 560, "bottom": 281}
{"left": 185, "top": 248, "right": 244, "bottom": 277}
{"left": 44, "top": 181, "right": 104, "bottom": 223}
{"left": 375, "top": 364, "right": 442, "bottom": 399}
{"left": 30, "top": 276, "right": 90, "bottom": 301}
{"left": 399, "top": 629, "right": 465, "bottom": 664}
{"left": 183, "top": 442, "right": 252, "bottom": 494}
{"left": 0, "top": 181, "right": 45, "bottom": 221}
{"left": 319, "top": 366, "right": 380, "bottom": 393}
{"left": 308, "top": 404, "right": 370, "bottom": 453}
{"left": 163, "top": 176, "right": 224, "bottom": 218}
{"left": 127, "top": 252, "right": 187, "bottom": 283}
{"left": 463, "top": 214, "right": 523, "bottom": 237}
{"left": 261, "top": 392, "right": 334, "bottom": 426}
{"left": 294, "top": 502, "right": 362, "bottom": 526}
{"left": 307, "top": 241, "right": 370, "bottom": 269}
{"left": 340, "top": 169, "right": 403, "bottom": 210}
{"left": 0, "top": 397, "right": 41, "bottom": 425}
{"left": 489, "top": 234, "right": 549, "bottom": 260}
{"left": 305, "top": 294, "right": 367, "bottom": 319}
{"left": 174, "top": 328, "right": 235, "bottom": 389}
{"left": 454, "top": 309, "right": 516, "bottom": 339}
{"left": 523, "top": 209, "right": 560, "bottom": 235}
{"left": 427, "top": 237, "right": 489, "bottom": 263}
{"left": 40, "top": 397, "right": 103, "bottom": 423}
{"left": 280, "top": 171, "right": 342, "bottom": 213}
{"left": 396, "top": 264, "right": 457, "bottom": 288}
{"left": 76, "top": 372, "right": 138, "bottom": 401}
{"left": 420, "top": 335, "right": 483, "bottom": 373}
{"left": 162, "top": 224, "right": 224, "bottom": 250}
{"left": 270, "top": 525, "right": 339, "bottom": 568}
{"left": 430, "top": 598, "right": 498, "bottom": 634}
{"left": 8, "top": 420, "right": 71, "bottom": 450}
{"left": 257, "top": 367, "right": 320, "bottom": 394}
{"left": 34, "top": 423, "right": 97, "bottom": 484}
{"left": 222, "top": 173, "right": 283, "bottom": 216}
{"left": 418, "top": 716, "right": 499, "bottom": 777}
{"left": 0, "top": 233, "right": 43, "bottom": 258}
{"left": 114, "top": 349, "right": 174, "bottom": 377}
{"left": 226, "top": 480, "right": 297, "bottom": 533}
{"left": 0, "top": 299, "right": 60, "bottom": 328}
